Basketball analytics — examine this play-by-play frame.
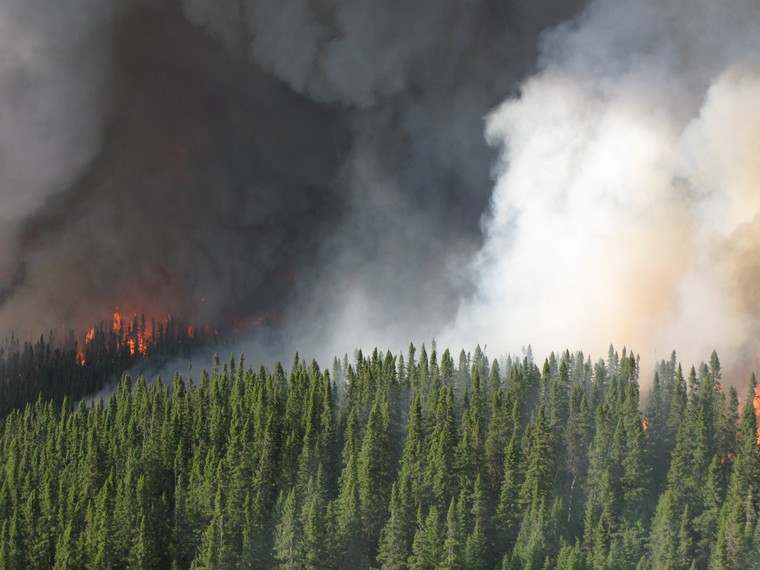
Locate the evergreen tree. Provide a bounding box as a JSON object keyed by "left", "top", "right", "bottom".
{"left": 408, "top": 506, "right": 443, "bottom": 570}
{"left": 519, "top": 406, "right": 556, "bottom": 510}
{"left": 709, "top": 374, "right": 760, "bottom": 569}
{"left": 377, "top": 482, "right": 411, "bottom": 570}
{"left": 273, "top": 488, "right": 300, "bottom": 569}
{"left": 426, "top": 387, "right": 457, "bottom": 509}
{"left": 496, "top": 430, "right": 523, "bottom": 550}
{"left": 441, "top": 497, "right": 463, "bottom": 570}
{"left": 358, "top": 394, "right": 393, "bottom": 559}
{"left": 301, "top": 473, "right": 328, "bottom": 569}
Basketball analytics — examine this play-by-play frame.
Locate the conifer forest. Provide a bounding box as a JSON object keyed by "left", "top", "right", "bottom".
{"left": 1, "top": 341, "right": 759, "bottom": 569}
{"left": 4, "top": 0, "right": 760, "bottom": 568}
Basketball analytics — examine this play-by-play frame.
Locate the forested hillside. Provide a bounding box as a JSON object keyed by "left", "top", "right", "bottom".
{"left": 0, "top": 315, "right": 212, "bottom": 417}
{"left": 0, "top": 345, "right": 757, "bottom": 569}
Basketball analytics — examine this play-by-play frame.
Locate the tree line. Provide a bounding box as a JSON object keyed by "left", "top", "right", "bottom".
{"left": 0, "top": 316, "right": 211, "bottom": 417}
{"left": 0, "top": 344, "right": 758, "bottom": 569}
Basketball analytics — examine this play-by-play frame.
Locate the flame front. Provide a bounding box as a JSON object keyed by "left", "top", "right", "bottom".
{"left": 78, "top": 307, "right": 173, "bottom": 365}
{"left": 75, "top": 307, "right": 270, "bottom": 367}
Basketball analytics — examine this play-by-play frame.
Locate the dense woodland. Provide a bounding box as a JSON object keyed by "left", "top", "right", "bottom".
{"left": 0, "top": 343, "right": 759, "bottom": 569}
{"left": 0, "top": 316, "right": 212, "bottom": 417}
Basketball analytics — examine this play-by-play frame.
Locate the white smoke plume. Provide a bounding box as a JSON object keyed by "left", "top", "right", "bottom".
{"left": 447, "top": 0, "right": 760, "bottom": 376}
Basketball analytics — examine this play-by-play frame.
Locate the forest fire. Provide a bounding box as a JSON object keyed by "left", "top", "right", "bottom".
{"left": 77, "top": 307, "right": 173, "bottom": 365}
{"left": 74, "top": 306, "right": 275, "bottom": 366}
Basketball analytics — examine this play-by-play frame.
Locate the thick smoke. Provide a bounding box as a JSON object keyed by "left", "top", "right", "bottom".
{"left": 0, "top": 0, "right": 584, "bottom": 354}
{"left": 6, "top": 0, "right": 759, "bottom": 377}
{"left": 448, "top": 0, "right": 760, "bottom": 374}
{"left": 0, "top": 0, "right": 112, "bottom": 305}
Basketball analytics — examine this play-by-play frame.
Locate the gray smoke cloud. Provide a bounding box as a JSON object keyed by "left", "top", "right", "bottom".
{"left": 446, "top": 0, "right": 760, "bottom": 376}
{"left": 12, "top": 0, "right": 759, "bottom": 380}
{"left": 0, "top": 0, "right": 586, "bottom": 354}
{"left": 0, "top": 0, "right": 112, "bottom": 298}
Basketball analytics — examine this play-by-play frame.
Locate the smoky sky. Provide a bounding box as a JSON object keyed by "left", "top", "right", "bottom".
{"left": 8, "top": 0, "right": 759, "bottom": 378}
{"left": 0, "top": 0, "right": 586, "bottom": 349}
{"left": 446, "top": 0, "right": 760, "bottom": 377}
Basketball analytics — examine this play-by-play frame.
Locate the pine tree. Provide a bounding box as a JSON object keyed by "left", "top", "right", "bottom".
{"left": 709, "top": 374, "right": 760, "bottom": 569}
{"left": 455, "top": 371, "right": 485, "bottom": 492}
{"left": 426, "top": 388, "right": 457, "bottom": 509}
{"left": 464, "top": 475, "right": 492, "bottom": 569}
{"left": 621, "top": 383, "right": 651, "bottom": 526}
{"left": 198, "top": 479, "right": 229, "bottom": 569}
{"left": 408, "top": 506, "right": 443, "bottom": 570}
{"left": 513, "top": 498, "right": 555, "bottom": 570}
{"left": 377, "top": 482, "right": 412, "bottom": 570}
{"left": 496, "top": 430, "right": 523, "bottom": 550}
{"left": 519, "top": 406, "right": 556, "bottom": 510}
{"left": 400, "top": 395, "right": 427, "bottom": 506}
{"left": 333, "top": 411, "right": 365, "bottom": 568}
{"left": 646, "top": 371, "right": 669, "bottom": 491}
{"left": 358, "top": 394, "right": 393, "bottom": 558}
{"left": 556, "top": 539, "right": 584, "bottom": 570}
{"left": 693, "top": 456, "right": 722, "bottom": 567}
{"left": 716, "top": 387, "right": 739, "bottom": 486}
{"left": 649, "top": 488, "right": 681, "bottom": 569}
{"left": 273, "top": 488, "right": 300, "bottom": 568}
{"left": 301, "top": 473, "right": 328, "bottom": 569}
{"left": 91, "top": 472, "right": 114, "bottom": 568}
{"left": 440, "top": 497, "right": 463, "bottom": 570}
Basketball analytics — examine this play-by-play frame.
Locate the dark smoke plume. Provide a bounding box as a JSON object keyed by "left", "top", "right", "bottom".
{"left": 0, "top": 0, "right": 586, "bottom": 356}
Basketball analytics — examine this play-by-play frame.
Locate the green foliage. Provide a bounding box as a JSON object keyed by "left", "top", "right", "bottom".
{"left": 0, "top": 345, "right": 757, "bottom": 569}
{"left": 408, "top": 506, "right": 443, "bottom": 569}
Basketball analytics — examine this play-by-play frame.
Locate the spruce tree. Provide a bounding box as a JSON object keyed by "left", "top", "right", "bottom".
{"left": 441, "top": 496, "right": 463, "bottom": 570}
{"left": 408, "top": 506, "right": 443, "bottom": 570}
{"left": 377, "top": 482, "right": 412, "bottom": 570}
{"left": 273, "top": 488, "right": 300, "bottom": 569}
{"left": 358, "top": 394, "right": 393, "bottom": 558}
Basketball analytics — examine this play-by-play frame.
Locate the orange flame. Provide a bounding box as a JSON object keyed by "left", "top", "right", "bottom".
{"left": 77, "top": 307, "right": 174, "bottom": 365}
{"left": 77, "top": 327, "right": 97, "bottom": 364}
{"left": 112, "top": 307, "right": 122, "bottom": 333}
